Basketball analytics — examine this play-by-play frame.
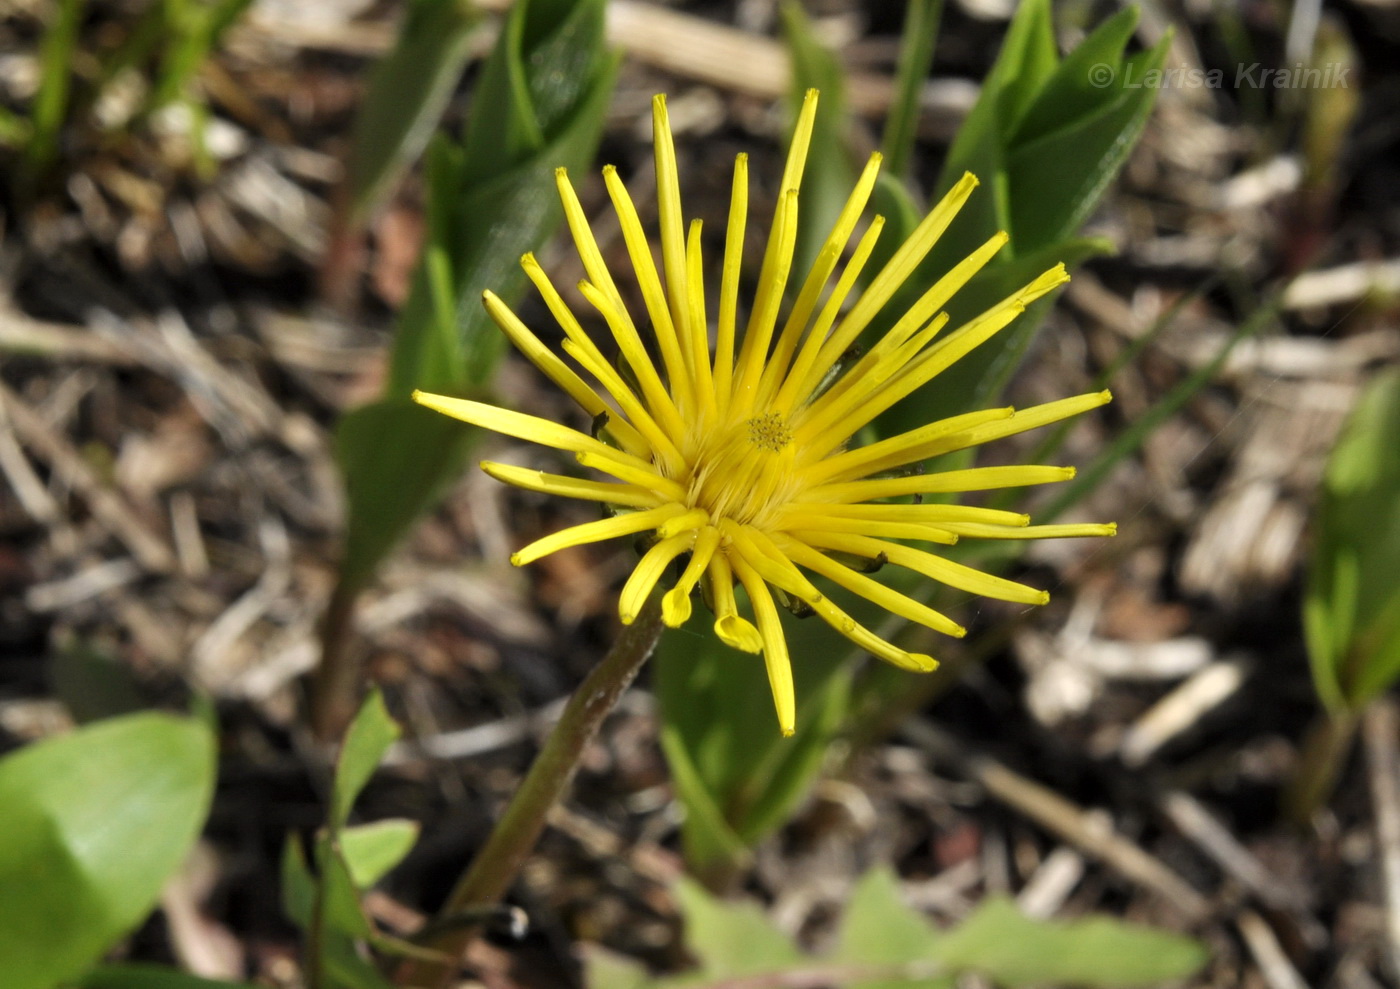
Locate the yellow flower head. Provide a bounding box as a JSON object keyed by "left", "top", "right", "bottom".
{"left": 415, "top": 91, "right": 1115, "bottom": 735}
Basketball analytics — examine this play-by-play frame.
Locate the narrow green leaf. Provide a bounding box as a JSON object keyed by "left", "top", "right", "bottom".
{"left": 25, "top": 0, "right": 87, "bottom": 181}
{"left": 932, "top": 896, "right": 1209, "bottom": 987}
{"left": 658, "top": 724, "right": 751, "bottom": 877}
{"left": 280, "top": 837, "right": 316, "bottom": 929}
{"left": 0, "top": 713, "right": 216, "bottom": 989}
{"left": 345, "top": 0, "right": 478, "bottom": 226}
{"left": 880, "top": 0, "right": 943, "bottom": 179}
{"left": 77, "top": 964, "right": 260, "bottom": 989}
{"left": 1307, "top": 368, "right": 1400, "bottom": 709}
{"left": 332, "top": 688, "right": 400, "bottom": 830}
{"left": 340, "top": 819, "right": 421, "bottom": 888}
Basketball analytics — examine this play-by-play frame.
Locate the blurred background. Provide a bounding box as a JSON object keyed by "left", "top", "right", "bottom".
{"left": 2, "top": 0, "right": 1400, "bottom": 987}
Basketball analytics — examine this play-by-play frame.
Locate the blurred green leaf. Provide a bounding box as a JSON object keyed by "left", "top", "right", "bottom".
{"left": 934, "top": 896, "right": 1208, "bottom": 987}
{"left": 1306, "top": 368, "right": 1400, "bottom": 710}
{"left": 779, "top": 0, "right": 856, "bottom": 286}
{"left": 833, "top": 867, "right": 952, "bottom": 989}
{"left": 0, "top": 713, "right": 216, "bottom": 989}
{"left": 340, "top": 818, "right": 420, "bottom": 888}
{"left": 335, "top": 0, "right": 618, "bottom": 594}
{"left": 24, "top": 0, "right": 87, "bottom": 183}
{"left": 583, "top": 947, "right": 652, "bottom": 989}
{"left": 76, "top": 965, "right": 259, "bottom": 989}
{"left": 582, "top": 869, "right": 1207, "bottom": 989}
{"left": 332, "top": 687, "right": 401, "bottom": 830}
{"left": 673, "top": 877, "right": 803, "bottom": 977}
{"left": 880, "top": 0, "right": 943, "bottom": 179}
{"left": 344, "top": 0, "right": 478, "bottom": 227}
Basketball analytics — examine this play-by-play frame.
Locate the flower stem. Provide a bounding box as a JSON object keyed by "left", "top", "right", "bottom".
{"left": 394, "top": 595, "right": 666, "bottom": 988}
{"left": 310, "top": 573, "right": 365, "bottom": 741}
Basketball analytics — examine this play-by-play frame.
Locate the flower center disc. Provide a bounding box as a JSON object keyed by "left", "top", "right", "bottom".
{"left": 684, "top": 413, "right": 797, "bottom": 526}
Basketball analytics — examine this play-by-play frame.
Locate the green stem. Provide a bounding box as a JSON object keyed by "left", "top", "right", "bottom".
{"left": 394, "top": 595, "right": 667, "bottom": 988}
{"left": 1283, "top": 708, "right": 1359, "bottom": 825}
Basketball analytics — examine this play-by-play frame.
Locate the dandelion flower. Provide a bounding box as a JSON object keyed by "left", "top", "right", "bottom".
{"left": 415, "top": 91, "right": 1115, "bottom": 735}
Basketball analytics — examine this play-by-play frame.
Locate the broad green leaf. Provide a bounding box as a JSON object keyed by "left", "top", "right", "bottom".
{"left": 0, "top": 713, "right": 216, "bottom": 989}
{"left": 332, "top": 688, "right": 401, "bottom": 830}
{"left": 76, "top": 964, "right": 258, "bottom": 989}
{"left": 833, "top": 866, "right": 953, "bottom": 989}
{"left": 1306, "top": 368, "right": 1400, "bottom": 710}
{"left": 932, "top": 896, "right": 1209, "bottom": 987}
{"left": 779, "top": 0, "right": 856, "bottom": 286}
{"left": 344, "top": 0, "right": 478, "bottom": 227}
{"left": 340, "top": 818, "right": 421, "bottom": 888}
{"left": 674, "top": 878, "right": 803, "bottom": 977}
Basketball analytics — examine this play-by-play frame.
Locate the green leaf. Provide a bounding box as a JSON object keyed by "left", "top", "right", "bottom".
{"left": 280, "top": 836, "right": 317, "bottom": 929}
{"left": 674, "top": 878, "right": 803, "bottom": 977}
{"left": 932, "top": 896, "right": 1209, "bottom": 987}
{"left": 340, "top": 818, "right": 420, "bottom": 888}
{"left": 0, "top": 713, "right": 216, "bottom": 989}
{"left": 335, "top": 0, "right": 618, "bottom": 592}
{"left": 654, "top": 594, "right": 855, "bottom": 875}
{"left": 833, "top": 867, "right": 953, "bottom": 989}
{"left": 76, "top": 964, "right": 259, "bottom": 989}
{"left": 344, "top": 0, "right": 478, "bottom": 227}
{"left": 335, "top": 397, "right": 475, "bottom": 594}
{"left": 583, "top": 947, "right": 653, "bottom": 989}
{"left": 1306, "top": 368, "right": 1400, "bottom": 709}
{"left": 332, "top": 688, "right": 401, "bottom": 830}
{"left": 880, "top": 0, "right": 943, "bottom": 179}
{"left": 658, "top": 723, "right": 751, "bottom": 879}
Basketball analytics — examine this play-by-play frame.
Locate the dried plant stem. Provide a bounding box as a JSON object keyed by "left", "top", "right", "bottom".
{"left": 394, "top": 595, "right": 666, "bottom": 988}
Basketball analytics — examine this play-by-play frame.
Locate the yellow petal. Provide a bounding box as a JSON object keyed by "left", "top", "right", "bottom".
{"left": 730, "top": 551, "right": 796, "bottom": 737}
{"left": 511, "top": 504, "right": 686, "bottom": 566}
{"left": 480, "top": 461, "right": 664, "bottom": 509}
{"left": 620, "top": 531, "right": 696, "bottom": 624}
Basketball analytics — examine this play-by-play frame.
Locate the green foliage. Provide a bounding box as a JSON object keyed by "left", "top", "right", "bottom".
{"left": 654, "top": 599, "right": 854, "bottom": 880}
{"left": 334, "top": 0, "right": 619, "bottom": 594}
{"left": 343, "top": 0, "right": 478, "bottom": 229}
{"left": 282, "top": 690, "right": 425, "bottom": 989}
{"left": 0, "top": 713, "right": 216, "bottom": 989}
{"left": 1305, "top": 369, "right": 1400, "bottom": 711}
{"left": 585, "top": 867, "right": 1208, "bottom": 989}
{"left": 75, "top": 966, "right": 258, "bottom": 989}
{"left": 11, "top": 0, "right": 253, "bottom": 190}
{"left": 880, "top": 0, "right": 944, "bottom": 179}
{"left": 657, "top": 0, "right": 1163, "bottom": 880}
{"left": 881, "top": 0, "right": 1170, "bottom": 433}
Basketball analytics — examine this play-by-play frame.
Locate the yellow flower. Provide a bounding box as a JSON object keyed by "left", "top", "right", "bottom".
{"left": 415, "top": 91, "right": 1115, "bottom": 735}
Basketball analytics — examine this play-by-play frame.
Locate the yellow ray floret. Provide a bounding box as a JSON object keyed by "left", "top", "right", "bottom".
{"left": 412, "top": 90, "right": 1117, "bottom": 736}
